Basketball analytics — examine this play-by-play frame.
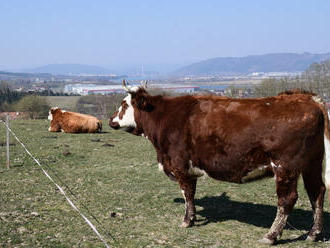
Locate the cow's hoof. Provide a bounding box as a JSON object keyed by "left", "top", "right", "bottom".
{"left": 306, "top": 235, "right": 316, "bottom": 242}
{"left": 306, "top": 229, "right": 322, "bottom": 242}
{"left": 180, "top": 221, "right": 192, "bottom": 228}
{"left": 306, "top": 233, "right": 322, "bottom": 242}
{"left": 258, "top": 237, "right": 275, "bottom": 245}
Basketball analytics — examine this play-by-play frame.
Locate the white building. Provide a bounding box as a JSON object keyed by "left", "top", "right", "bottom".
{"left": 64, "top": 83, "right": 199, "bottom": 95}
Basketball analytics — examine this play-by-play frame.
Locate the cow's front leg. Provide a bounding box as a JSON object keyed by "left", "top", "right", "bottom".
{"left": 49, "top": 121, "right": 61, "bottom": 132}
{"left": 179, "top": 178, "right": 197, "bottom": 228}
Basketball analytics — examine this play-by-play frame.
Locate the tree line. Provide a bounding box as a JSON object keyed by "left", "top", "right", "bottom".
{"left": 0, "top": 81, "right": 24, "bottom": 111}
{"left": 0, "top": 81, "right": 81, "bottom": 118}
{"left": 0, "top": 81, "right": 51, "bottom": 119}
{"left": 253, "top": 60, "right": 330, "bottom": 99}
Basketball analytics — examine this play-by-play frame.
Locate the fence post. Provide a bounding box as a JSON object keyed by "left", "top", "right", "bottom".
{"left": 6, "top": 114, "right": 10, "bottom": 169}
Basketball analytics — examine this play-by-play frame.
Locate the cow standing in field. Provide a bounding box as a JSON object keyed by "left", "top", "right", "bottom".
{"left": 48, "top": 107, "right": 102, "bottom": 133}
{"left": 109, "top": 81, "right": 330, "bottom": 244}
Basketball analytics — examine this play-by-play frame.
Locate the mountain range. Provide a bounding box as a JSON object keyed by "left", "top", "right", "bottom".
{"left": 174, "top": 52, "right": 330, "bottom": 76}
{"left": 23, "top": 63, "right": 115, "bottom": 75}
{"left": 9, "top": 52, "right": 330, "bottom": 76}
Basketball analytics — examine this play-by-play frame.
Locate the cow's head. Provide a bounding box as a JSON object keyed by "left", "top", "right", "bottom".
{"left": 109, "top": 80, "right": 151, "bottom": 135}
{"left": 48, "top": 107, "right": 62, "bottom": 120}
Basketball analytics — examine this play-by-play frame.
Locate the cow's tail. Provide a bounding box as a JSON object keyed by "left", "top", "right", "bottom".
{"left": 312, "top": 95, "right": 330, "bottom": 200}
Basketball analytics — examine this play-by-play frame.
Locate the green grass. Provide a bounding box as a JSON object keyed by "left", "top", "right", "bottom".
{"left": 45, "top": 96, "right": 81, "bottom": 111}
{"left": 0, "top": 120, "right": 329, "bottom": 247}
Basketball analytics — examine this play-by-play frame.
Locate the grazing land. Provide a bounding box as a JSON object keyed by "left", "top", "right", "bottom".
{"left": 0, "top": 120, "right": 329, "bottom": 247}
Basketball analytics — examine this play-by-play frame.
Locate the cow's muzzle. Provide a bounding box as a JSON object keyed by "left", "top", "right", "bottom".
{"left": 109, "top": 119, "right": 120, "bottom": 129}
{"left": 109, "top": 120, "right": 136, "bottom": 134}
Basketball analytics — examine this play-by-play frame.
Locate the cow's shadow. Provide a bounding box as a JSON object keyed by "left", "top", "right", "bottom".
{"left": 174, "top": 193, "right": 330, "bottom": 244}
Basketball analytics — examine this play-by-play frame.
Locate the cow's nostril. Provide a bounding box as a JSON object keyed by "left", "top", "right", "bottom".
{"left": 109, "top": 120, "right": 120, "bottom": 129}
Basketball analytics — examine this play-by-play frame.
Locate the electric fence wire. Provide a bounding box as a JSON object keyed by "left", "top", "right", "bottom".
{"left": 1, "top": 120, "right": 114, "bottom": 248}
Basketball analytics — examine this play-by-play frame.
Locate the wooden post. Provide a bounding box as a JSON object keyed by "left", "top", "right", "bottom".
{"left": 6, "top": 114, "right": 10, "bottom": 169}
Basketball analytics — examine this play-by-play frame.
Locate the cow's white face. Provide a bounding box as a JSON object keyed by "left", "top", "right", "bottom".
{"left": 112, "top": 93, "right": 137, "bottom": 128}
{"left": 48, "top": 107, "right": 59, "bottom": 120}
{"left": 110, "top": 86, "right": 141, "bottom": 131}
{"left": 48, "top": 111, "right": 53, "bottom": 120}
{"left": 48, "top": 107, "right": 64, "bottom": 120}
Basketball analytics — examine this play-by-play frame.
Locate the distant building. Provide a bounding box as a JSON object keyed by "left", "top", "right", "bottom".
{"left": 64, "top": 84, "right": 124, "bottom": 95}
{"left": 64, "top": 84, "right": 199, "bottom": 95}
{"left": 151, "top": 84, "right": 199, "bottom": 94}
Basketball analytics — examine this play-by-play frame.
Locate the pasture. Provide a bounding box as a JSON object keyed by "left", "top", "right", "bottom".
{"left": 0, "top": 119, "right": 329, "bottom": 247}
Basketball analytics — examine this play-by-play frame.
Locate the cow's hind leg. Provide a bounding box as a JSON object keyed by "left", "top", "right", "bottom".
{"left": 302, "top": 160, "right": 325, "bottom": 241}
{"left": 259, "top": 168, "right": 299, "bottom": 245}
{"left": 179, "top": 178, "right": 197, "bottom": 228}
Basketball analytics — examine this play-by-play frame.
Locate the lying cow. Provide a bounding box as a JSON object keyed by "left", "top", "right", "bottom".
{"left": 109, "top": 81, "right": 329, "bottom": 245}
{"left": 48, "top": 107, "right": 102, "bottom": 133}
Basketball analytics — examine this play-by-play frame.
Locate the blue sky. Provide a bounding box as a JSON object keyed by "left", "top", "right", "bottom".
{"left": 1, "top": 0, "right": 330, "bottom": 72}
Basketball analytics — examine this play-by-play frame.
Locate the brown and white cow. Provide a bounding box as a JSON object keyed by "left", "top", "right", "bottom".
{"left": 109, "top": 81, "right": 330, "bottom": 244}
{"left": 48, "top": 107, "right": 102, "bottom": 133}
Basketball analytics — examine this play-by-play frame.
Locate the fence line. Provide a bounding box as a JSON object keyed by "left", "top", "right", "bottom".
{"left": 6, "top": 114, "right": 10, "bottom": 169}
{"left": 0, "top": 120, "right": 111, "bottom": 248}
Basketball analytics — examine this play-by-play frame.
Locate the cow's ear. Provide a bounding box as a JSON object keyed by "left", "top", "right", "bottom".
{"left": 137, "top": 95, "right": 147, "bottom": 110}
{"left": 137, "top": 94, "right": 153, "bottom": 112}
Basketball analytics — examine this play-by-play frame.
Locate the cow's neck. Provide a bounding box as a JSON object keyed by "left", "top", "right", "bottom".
{"left": 138, "top": 95, "right": 166, "bottom": 140}
{"left": 137, "top": 95, "right": 196, "bottom": 146}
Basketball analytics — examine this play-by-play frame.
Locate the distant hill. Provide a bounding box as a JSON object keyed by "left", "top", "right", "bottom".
{"left": 24, "top": 64, "right": 115, "bottom": 75}
{"left": 174, "top": 52, "right": 330, "bottom": 76}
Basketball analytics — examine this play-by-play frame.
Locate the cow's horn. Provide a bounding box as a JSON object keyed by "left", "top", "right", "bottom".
{"left": 122, "top": 79, "right": 130, "bottom": 92}
{"left": 142, "top": 80, "right": 148, "bottom": 88}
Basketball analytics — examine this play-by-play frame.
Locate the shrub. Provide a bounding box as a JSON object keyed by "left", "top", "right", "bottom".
{"left": 0, "top": 81, "right": 25, "bottom": 111}
{"left": 76, "top": 94, "right": 125, "bottom": 119}
{"left": 14, "top": 95, "right": 51, "bottom": 119}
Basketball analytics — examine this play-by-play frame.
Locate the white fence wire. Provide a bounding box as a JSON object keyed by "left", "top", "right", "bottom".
{"left": 0, "top": 119, "right": 111, "bottom": 248}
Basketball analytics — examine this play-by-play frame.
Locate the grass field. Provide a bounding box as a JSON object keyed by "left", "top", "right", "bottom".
{"left": 0, "top": 120, "right": 329, "bottom": 247}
